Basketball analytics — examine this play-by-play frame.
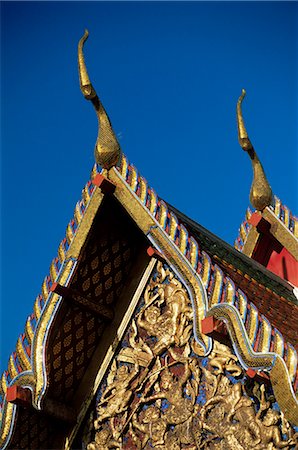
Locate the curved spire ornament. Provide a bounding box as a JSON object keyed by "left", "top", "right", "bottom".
{"left": 78, "top": 30, "right": 121, "bottom": 170}
{"left": 237, "top": 89, "right": 273, "bottom": 211}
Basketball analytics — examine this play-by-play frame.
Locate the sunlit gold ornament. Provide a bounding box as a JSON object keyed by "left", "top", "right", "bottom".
{"left": 86, "top": 262, "right": 298, "bottom": 448}
{"left": 237, "top": 89, "right": 273, "bottom": 211}
{"left": 78, "top": 30, "right": 121, "bottom": 170}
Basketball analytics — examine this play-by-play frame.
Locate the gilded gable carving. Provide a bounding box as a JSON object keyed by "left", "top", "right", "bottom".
{"left": 85, "top": 262, "right": 297, "bottom": 449}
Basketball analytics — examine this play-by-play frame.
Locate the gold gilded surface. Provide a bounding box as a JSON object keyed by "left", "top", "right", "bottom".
{"left": 16, "top": 337, "right": 31, "bottom": 372}
{"left": 243, "top": 205, "right": 298, "bottom": 260}
{"left": 149, "top": 189, "right": 158, "bottom": 216}
{"left": 224, "top": 277, "right": 236, "bottom": 305}
{"left": 179, "top": 224, "right": 188, "bottom": 256}
{"left": 86, "top": 262, "right": 197, "bottom": 449}
{"left": 284, "top": 205, "right": 290, "bottom": 229}
{"left": 273, "top": 329, "right": 284, "bottom": 358}
{"left": 208, "top": 305, "right": 273, "bottom": 369}
{"left": 33, "top": 295, "right": 42, "bottom": 321}
{"left": 66, "top": 222, "right": 75, "bottom": 245}
{"left": 82, "top": 184, "right": 91, "bottom": 206}
{"left": 25, "top": 316, "right": 34, "bottom": 344}
{"left": 274, "top": 197, "right": 281, "bottom": 220}
{"left": 0, "top": 371, "right": 35, "bottom": 448}
{"left": 8, "top": 355, "right": 18, "bottom": 380}
{"left": 189, "top": 237, "right": 199, "bottom": 269}
{"left": 239, "top": 222, "right": 247, "bottom": 243}
{"left": 200, "top": 373, "right": 297, "bottom": 449}
{"left": 119, "top": 154, "right": 129, "bottom": 179}
{"left": 169, "top": 213, "right": 179, "bottom": 242}
{"left": 130, "top": 165, "right": 138, "bottom": 193}
{"left": 242, "top": 225, "right": 260, "bottom": 257}
{"left": 138, "top": 177, "right": 148, "bottom": 204}
{"left": 209, "top": 265, "right": 223, "bottom": 307}
{"left": 50, "top": 259, "right": 58, "bottom": 282}
{"left": 237, "top": 89, "right": 273, "bottom": 211}
{"left": 41, "top": 277, "right": 49, "bottom": 301}
{"left": 86, "top": 298, "right": 298, "bottom": 450}
{"left": 0, "top": 403, "right": 15, "bottom": 448}
{"left": 78, "top": 31, "right": 121, "bottom": 170}
{"left": 66, "top": 187, "right": 104, "bottom": 260}
{"left": 14, "top": 372, "right": 35, "bottom": 390}
{"left": 148, "top": 227, "right": 210, "bottom": 352}
{"left": 158, "top": 201, "right": 168, "bottom": 230}
{"left": 271, "top": 359, "right": 298, "bottom": 425}
{"left": 294, "top": 219, "right": 298, "bottom": 239}
{"left": 135, "top": 261, "right": 193, "bottom": 356}
{"left": 33, "top": 259, "right": 76, "bottom": 406}
{"left": 201, "top": 251, "right": 211, "bottom": 289}
{"left": 58, "top": 240, "right": 67, "bottom": 263}
{"left": 258, "top": 316, "right": 271, "bottom": 353}
{"left": 246, "top": 207, "right": 252, "bottom": 222}
{"left": 287, "top": 345, "right": 298, "bottom": 383}
{"left": 110, "top": 158, "right": 297, "bottom": 423}
{"left": 109, "top": 168, "right": 156, "bottom": 234}
{"left": 90, "top": 163, "right": 98, "bottom": 181}
{"left": 1, "top": 374, "right": 7, "bottom": 396}
{"left": 238, "top": 291, "right": 247, "bottom": 323}
{"left": 247, "top": 302, "right": 258, "bottom": 346}
{"left": 263, "top": 208, "right": 298, "bottom": 260}
{"left": 207, "top": 304, "right": 298, "bottom": 425}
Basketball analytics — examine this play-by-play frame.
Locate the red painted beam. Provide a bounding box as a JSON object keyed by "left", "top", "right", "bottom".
{"left": 6, "top": 386, "right": 31, "bottom": 407}
{"left": 249, "top": 213, "right": 271, "bottom": 234}
{"left": 147, "top": 246, "right": 165, "bottom": 262}
{"left": 92, "top": 173, "right": 116, "bottom": 194}
{"left": 266, "top": 246, "right": 298, "bottom": 287}
{"left": 50, "top": 282, "right": 69, "bottom": 296}
{"left": 50, "top": 283, "right": 114, "bottom": 320}
{"left": 201, "top": 316, "right": 227, "bottom": 335}
{"left": 246, "top": 368, "right": 270, "bottom": 382}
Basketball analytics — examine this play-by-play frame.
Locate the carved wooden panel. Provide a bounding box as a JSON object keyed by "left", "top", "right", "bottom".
{"left": 83, "top": 262, "right": 297, "bottom": 449}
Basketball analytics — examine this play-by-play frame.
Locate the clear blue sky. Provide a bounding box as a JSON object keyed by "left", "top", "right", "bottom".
{"left": 1, "top": 2, "right": 297, "bottom": 374}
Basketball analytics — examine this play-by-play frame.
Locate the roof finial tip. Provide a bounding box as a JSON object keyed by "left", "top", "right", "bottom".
{"left": 236, "top": 90, "right": 272, "bottom": 211}
{"left": 77, "top": 31, "right": 121, "bottom": 170}
{"left": 237, "top": 89, "right": 250, "bottom": 148}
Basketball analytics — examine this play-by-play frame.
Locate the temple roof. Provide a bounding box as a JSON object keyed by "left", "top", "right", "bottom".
{"left": 1, "top": 151, "right": 297, "bottom": 448}
{"left": 1, "top": 30, "right": 297, "bottom": 449}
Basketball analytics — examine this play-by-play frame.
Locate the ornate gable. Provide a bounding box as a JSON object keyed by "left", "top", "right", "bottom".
{"left": 1, "top": 32, "right": 297, "bottom": 449}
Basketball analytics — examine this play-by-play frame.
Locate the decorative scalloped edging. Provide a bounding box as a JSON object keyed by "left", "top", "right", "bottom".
{"left": 207, "top": 303, "right": 298, "bottom": 424}
{"left": 235, "top": 195, "right": 298, "bottom": 251}
{"left": 0, "top": 170, "right": 100, "bottom": 447}
{"left": 116, "top": 154, "right": 298, "bottom": 393}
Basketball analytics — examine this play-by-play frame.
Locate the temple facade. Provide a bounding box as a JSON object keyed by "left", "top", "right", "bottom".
{"left": 0, "top": 32, "right": 297, "bottom": 449}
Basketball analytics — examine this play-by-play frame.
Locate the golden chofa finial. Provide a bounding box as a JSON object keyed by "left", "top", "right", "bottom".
{"left": 237, "top": 89, "right": 273, "bottom": 211}
{"left": 78, "top": 30, "right": 121, "bottom": 170}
